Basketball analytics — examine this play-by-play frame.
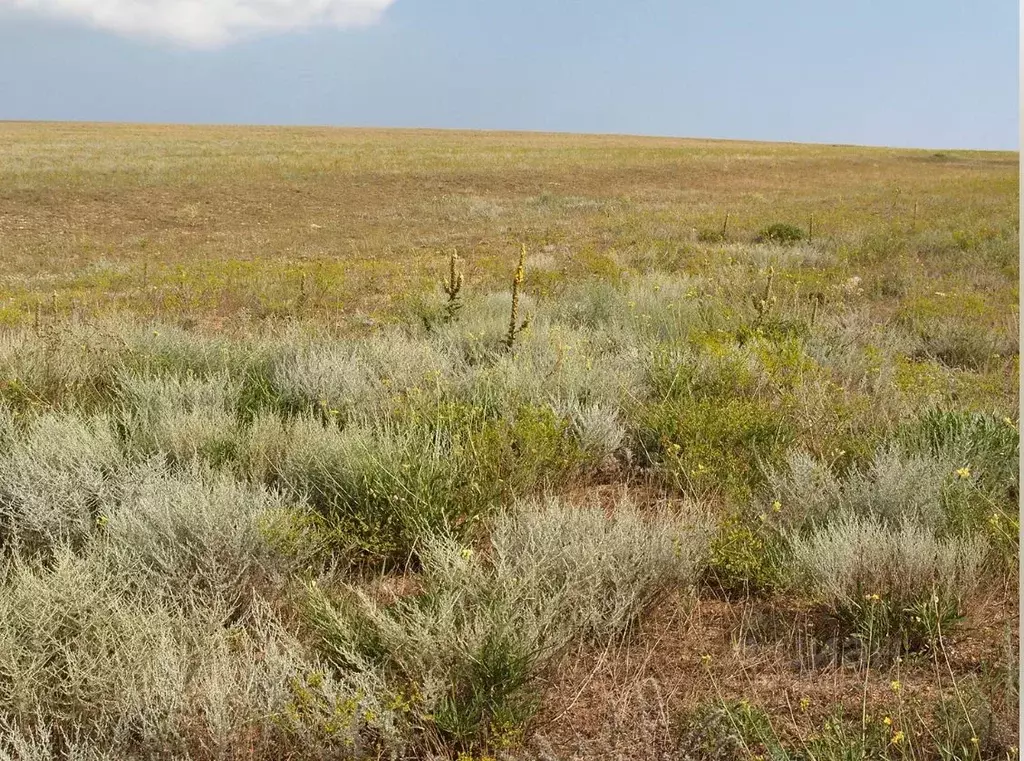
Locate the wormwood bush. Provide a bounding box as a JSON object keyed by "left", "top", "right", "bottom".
{"left": 0, "top": 327, "right": 122, "bottom": 412}
{"left": 433, "top": 291, "right": 539, "bottom": 365}
{"left": 0, "top": 412, "right": 125, "bottom": 559}
{"left": 120, "top": 322, "right": 265, "bottom": 379}
{"left": 803, "top": 312, "right": 903, "bottom": 392}
{"left": 116, "top": 370, "right": 242, "bottom": 468}
{"left": 272, "top": 332, "right": 458, "bottom": 423}
{"left": 489, "top": 497, "right": 711, "bottom": 636}
{"left": 827, "top": 448, "right": 950, "bottom": 526}
{"left": 461, "top": 320, "right": 647, "bottom": 416}
{"left": 99, "top": 462, "right": 294, "bottom": 604}
{"left": 789, "top": 514, "right": 987, "bottom": 646}
{"left": 270, "top": 343, "right": 376, "bottom": 419}
{"left": 898, "top": 410, "right": 1020, "bottom": 563}
{"left": 0, "top": 552, "right": 324, "bottom": 759}
{"left": 0, "top": 406, "right": 14, "bottom": 455}
{"left": 764, "top": 446, "right": 972, "bottom": 530}
{"left": 306, "top": 497, "right": 711, "bottom": 754}
{"left": 912, "top": 317, "right": 1017, "bottom": 371}
{"left": 619, "top": 273, "right": 704, "bottom": 343}
{"left": 552, "top": 279, "right": 624, "bottom": 329}
{"left": 554, "top": 399, "right": 626, "bottom": 470}
{"left": 764, "top": 440, "right": 1020, "bottom": 569}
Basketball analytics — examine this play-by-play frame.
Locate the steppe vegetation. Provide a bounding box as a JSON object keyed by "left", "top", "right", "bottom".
{"left": 0, "top": 123, "right": 1018, "bottom": 760}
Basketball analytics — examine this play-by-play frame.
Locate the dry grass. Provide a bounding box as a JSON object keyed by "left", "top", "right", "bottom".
{"left": 0, "top": 122, "right": 1017, "bottom": 759}
{"left": 0, "top": 122, "right": 1017, "bottom": 330}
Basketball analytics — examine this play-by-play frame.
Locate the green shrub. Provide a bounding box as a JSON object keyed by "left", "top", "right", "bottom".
{"left": 235, "top": 359, "right": 289, "bottom": 422}
{"left": 647, "top": 340, "right": 763, "bottom": 402}
{"left": 676, "top": 701, "right": 902, "bottom": 760}
{"left": 121, "top": 324, "right": 261, "bottom": 379}
{"left": 250, "top": 414, "right": 490, "bottom": 563}
{"left": 898, "top": 409, "right": 1019, "bottom": 501}
{"left": 897, "top": 410, "right": 1019, "bottom": 563}
{"left": 470, "top": 404, "right": 588, "bottom": 495}
{"left": 931, "top": 677, "right": 1010, "bottom": 761}
{"left": 697, "top": 228, "right": 726, "bottom": 243}
{"left": 675, "top": 693, "right": 1015, "bottom": 761}
{"left": 756, "top": 223, "right": 806, "bottom": 245}
{"left": 734, "top": 316, "right": 811, "bottom": 346}
{"left": 244, "top": 402, "right": 587, "bottom": 564}
{"left": 706, "top": 507, "right": 789, "bottom": 597}
{"left": 636, "top": 397, "right": 792, "bottom": 501}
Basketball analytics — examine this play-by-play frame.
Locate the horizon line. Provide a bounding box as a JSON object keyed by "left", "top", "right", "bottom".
{"left": 1, "top": 118, "right": 1017, "bottom": 154}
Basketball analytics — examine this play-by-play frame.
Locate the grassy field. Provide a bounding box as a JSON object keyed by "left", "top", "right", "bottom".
{"left": 0, "top": 122, "right": 1019, "bottom": 760}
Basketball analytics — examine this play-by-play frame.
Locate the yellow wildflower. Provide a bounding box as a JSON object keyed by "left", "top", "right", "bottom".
{"left": 883, "top": 716, "right": 892, "bottom": 726}
{"left": 890, "top": 680, "right": 902, "bottom": 693}
{"left": 772, "top": 500, "right": 782, "bottom": 513}
{"left": 956, "top": 466, "right": 971, "bottom": 479}
{"left": 799, "top": 696, "right": 810, "bottom": 712}
{"left": 892, "top": 730, "right": 905, "bottom": 745}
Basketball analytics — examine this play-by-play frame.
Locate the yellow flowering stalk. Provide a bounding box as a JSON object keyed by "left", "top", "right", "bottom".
{"left": 505, "top": 245, "right": 530, "bottom": 350}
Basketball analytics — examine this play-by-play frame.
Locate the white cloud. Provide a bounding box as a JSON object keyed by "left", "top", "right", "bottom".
{"left": 4, "top": 0, "right": 397, "bottom": 47}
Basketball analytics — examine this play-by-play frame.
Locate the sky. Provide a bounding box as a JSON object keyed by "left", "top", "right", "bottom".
{"left": 0, "top": 0, "right": 1018, "bottom": 150}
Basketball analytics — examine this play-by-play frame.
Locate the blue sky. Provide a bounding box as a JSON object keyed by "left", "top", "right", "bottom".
{"left": 0, "top": 0, "right": 1018, "bottom": 149}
